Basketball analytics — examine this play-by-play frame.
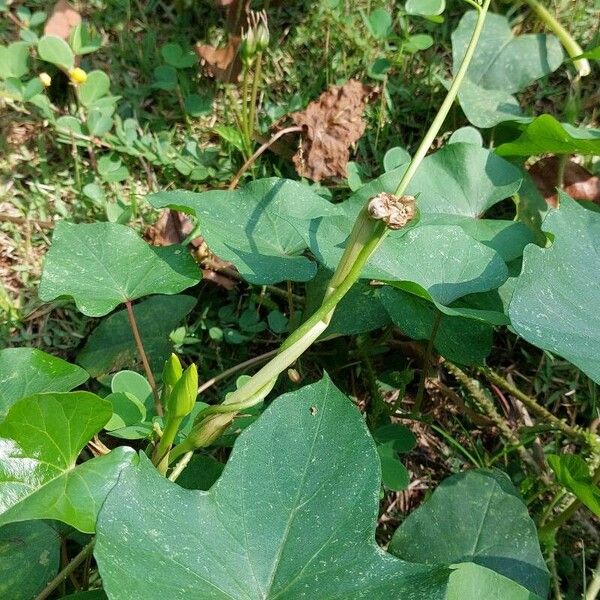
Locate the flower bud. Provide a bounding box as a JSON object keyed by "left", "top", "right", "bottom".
{"left": 184, "top": 413, "right": 233, "bottom": 449}
{"left": 167, "top": 363, "right": 198, "bottom": 419}
{"left": 39, "top": 72, "right": 52, "bottom": 87}
{"left": 162, "top": 353, "right": 183, "bottom": 388}
{"left": 68, "top": 67, "right": 87, "bottom": 85}
{"left": 240, "top": 27, "right": 257, "bottom": 66}
{"left": 255, "top": 11, "right": 269, "bottom": 52}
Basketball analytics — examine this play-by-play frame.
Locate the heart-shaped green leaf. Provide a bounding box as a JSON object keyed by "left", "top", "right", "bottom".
{"left": 37, "top": 35, "right": 75, "bottom": 70}
{"left": 389, "top": 469, "right": 549, "bottom": 598}
{"left": 548, "top": 454, "right": 600, "bottom": 517}
{"left": 149, "top": 178, "right": 339, "bottom": 284}
{"left": 0, "top": 347, "right": 88, "bottom": 419}
{"left": 0, "top": 392, "right": 136, "bottom": 532}
{"left": 509, "top": 195, "right": 600, "bottom": 383}
{"left": 39, "top": 221, "right": 201, "bottom": 317}
{"left": 496, "top": 114, "right": 600, "bottom": 157}
{"left": 77, "top": 295, "right": 196, "bottom": 377}
{"left": 95, "top": 376, "right": 543, "bottom": 599}
{"left": 161, "top": 43, "right": 197, "bottom": 69}
{"left": 453, "top": 12, "right": 563, "bottom": 128}
{"left": 0, "top": 41, "right": 30, "bottom": 79}
{"left": 0, "top": 520, "right": 60, "bottom": 599}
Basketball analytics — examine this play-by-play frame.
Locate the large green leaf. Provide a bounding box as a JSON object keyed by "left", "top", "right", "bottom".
{"left": 0, "top": 347, "right": 89, "bottom": 418}
{"left": 0, "top": 392, "right": 136, "bottom": 532}
{"left": 389, "top": 469, "right": 548, "bottom": 598}
{"left": 77, "top": 295, "right": 196, "bottom": 377}
{"left": 37, "top": 35, "right": 75, "bottom": 70}
{"left": 453, "top": 12, "right": 563, "bottom": 128}
{"left": 380, "top": 287, "right": 494, "bottom": 365}
{"left": 95, "top": 377, "right": 543, "bottom": 599}
{"left": 509, "top": 195, "right": 600, "bottom": 383}
{"left": 548, "top": 454, "right": 600, "bottom": 517}
{"left": 0, "top": 520, "right": 60, "bottom": 599}
{"left": 496, "top": 114, "right": 600, "bottom": 157}
{"left": 39, "top": 221, "right": 201, "bottom": 317}
{"left": 149, "top": 178, "right": 339, "bottom": 284}
{"left": 96, "top": 377, "right": 449, "bottom": 599}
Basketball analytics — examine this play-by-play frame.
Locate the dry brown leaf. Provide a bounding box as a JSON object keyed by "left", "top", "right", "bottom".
{"left": 528, "top": 156, "right": 600, "bottom": 207}
{"left": 196, "top": 36, "right": 241, "bottom": 82}
{"left": 291, "top": 80, "right": 374, "bottom": 182}
{"left": 44, "top": 0, "right": 81, "bottom": 40}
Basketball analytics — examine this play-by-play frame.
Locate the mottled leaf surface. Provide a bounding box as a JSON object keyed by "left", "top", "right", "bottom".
{"left": 0, "top": 392, "right": 136, "bottom": 532}
{"left": 77, "top": 295, "right": 196, "bottom": 377}
{"left": 389, "top": 470, "right": 548, "bottom": 598}
{"left": 96, "top": 377, "right": 455, "bottom": 599}
{"left": 0, "top": 347, "right": 88, "bottom": 418}
{"left": 509, "top": 195, "right": 600, "bottom": 383}
{"left": 0, "top": 520, "right": 60, "bottom": 599}
{"left": 453, "top": 12, "right": 563, "bottom": 127}
{"left": 149, "top": 178, "right": 339, "bottom": 284}
{"left": 39, "top": 221, "right": 201, "bottom": 317}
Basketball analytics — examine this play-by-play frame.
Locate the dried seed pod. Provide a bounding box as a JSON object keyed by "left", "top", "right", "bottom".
{"left": 367, "top": 193, "right": 416, "bottom": 230}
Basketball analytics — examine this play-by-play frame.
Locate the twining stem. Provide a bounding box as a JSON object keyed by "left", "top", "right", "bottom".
{"left": 521, "top": 0, "right": 591, "bottom": 77}
{"left": 153, "top": 416, "right": 182, "bottom": 474}
{"left": 34, "top": 540, "right": 95, "bottom": 600}
{"left": 124, "top": 300, "right": 162, "bottom": 416}
{"left": 478, "top": 366, "right": 598, "bottom": 448}
{"left": 168, "top": 451, "right": 194, "bottom": 481}
{"left": 185, "top": 0, "right": 493, "bottom": 445}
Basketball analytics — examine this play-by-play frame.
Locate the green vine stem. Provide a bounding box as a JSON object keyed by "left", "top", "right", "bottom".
{"left": 179, "top": 0, "right": 493, "bottom": 453}
{"left": 521, "top": 0, "right": 591, "bottom": 77}
{"left": 478, "top": 366, "right": 599, "bottom": 449}
{"left": 34, "top": 540, "right": 95, "bottom": 600}
{"left": 247, "top": 51, "right": 263, "bottom": 145}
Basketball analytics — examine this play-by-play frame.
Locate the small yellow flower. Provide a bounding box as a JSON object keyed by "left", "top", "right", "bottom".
{"left": 68, "top": 67, "right": 87, "bottom": 85}
{"left": 39, "top": 72, "right": 52, "bottom": 87}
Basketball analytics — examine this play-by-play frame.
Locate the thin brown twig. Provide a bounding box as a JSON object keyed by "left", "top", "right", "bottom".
{"left": 229, "top": 125, "right": 302, "bottom": 189}
{"left": 124, "top": 300, "right": 162, "bottom": 416}
{"left": 0, "top": 214, "right": 54, "bottom": 228}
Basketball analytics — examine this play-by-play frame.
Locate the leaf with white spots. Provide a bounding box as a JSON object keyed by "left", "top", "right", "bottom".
{"left": 39, "top": 221, "right": 201, "bottom": 317}
{"left": 0, "top": 392, "right": 137, "bottom": 533}
{"left": 509, "top": 194, "right": 600, "bottom": 383}
{"left": 389, "top": 470, "right": 549, "bottom": 598}
{"left": 95, "top": 377, "right": 544, "bottom": 599}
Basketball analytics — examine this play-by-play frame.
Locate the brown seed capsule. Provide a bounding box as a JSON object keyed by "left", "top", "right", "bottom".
{"left": 367, "top": 193, "right": 416, "bottom": 230}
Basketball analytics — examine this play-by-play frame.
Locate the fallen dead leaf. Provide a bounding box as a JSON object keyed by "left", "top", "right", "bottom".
{"left": 528, "top": 156, "right": 600, "bottom": 207}
{"left": 44, "top": 0, "right": 81, "bottom": 40}
{"left": 291, "top": 79, "right": 375, "bottom": 182}
{"left": 196, "top": 36, "right": 241, "bottom": 83}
